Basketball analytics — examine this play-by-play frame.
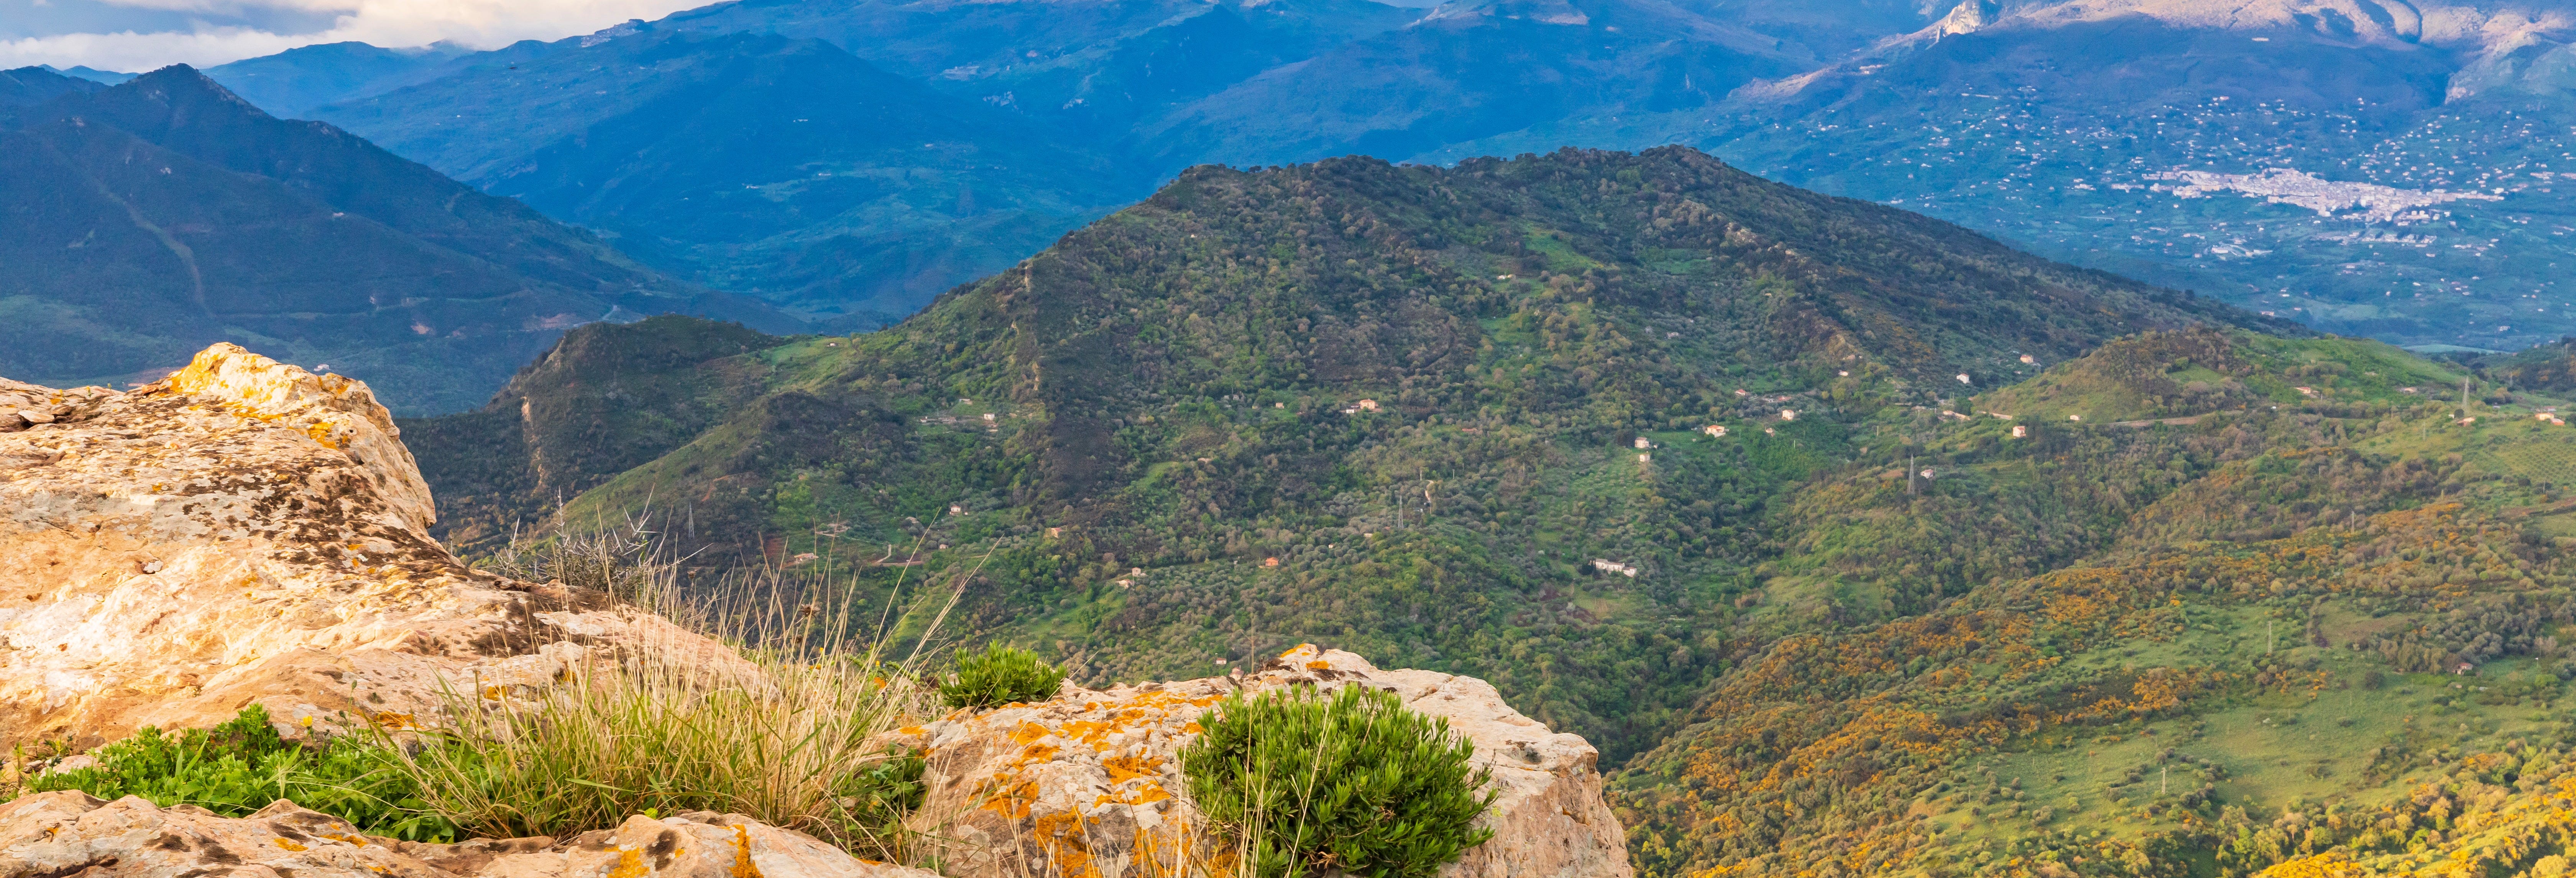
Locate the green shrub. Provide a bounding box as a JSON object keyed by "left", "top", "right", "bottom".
{"left": 1180, "top": 684, "right": 1496, "bottom": 878}
{"left": 938, "top": 642, "right": 1064, "bottom": 709}
{"left": 20, "top": 706, "right": 457, "bottom": 842}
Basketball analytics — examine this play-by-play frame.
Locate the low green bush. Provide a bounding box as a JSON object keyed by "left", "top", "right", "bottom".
{"left": 20, "top": 706, "right": 457, "bottom": 842}
{"left": 1180, "top": 684, "right": 1496, "bottom": 878}
{"left": 938, "top": 642, "right": 1064, "bottom": 709}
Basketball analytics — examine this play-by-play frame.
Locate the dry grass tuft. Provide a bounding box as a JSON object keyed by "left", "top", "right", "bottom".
{"left": 390, "top": 520, "right": 965, "bottom": 862}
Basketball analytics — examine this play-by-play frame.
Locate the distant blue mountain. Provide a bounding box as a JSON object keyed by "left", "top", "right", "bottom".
{"left": 3, "top": 66, "right": 105, "bottom": 109}
{"left": 314, "top": 23, "right": 1132, "bottom": 323}
{"left": 291, "top": 0, "right": 1880, "bottom": 322}
{"left": 202, "top": 41, "right": 474, "bottom": 117}
{"left": 46, "top": 65, "right": 138, "bottom": 84}
{"left": 0, "top": 66, "right": 800, "bottom": 413}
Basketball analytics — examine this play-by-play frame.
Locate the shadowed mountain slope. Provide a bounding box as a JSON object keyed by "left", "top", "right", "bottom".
{"left": 1, "top": 66, "right": 104, "bottom": 107}
{"left": 314, "top": 27, "right": 1129, "bottom": 323}
{"left": 0, "top": 66, "right": 798, "bottom": 413}
{"left": 200, "top": 42, "right": 475, "bottom": 118}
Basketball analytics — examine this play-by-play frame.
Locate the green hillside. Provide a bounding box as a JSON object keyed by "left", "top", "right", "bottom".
{"left": 1970, "top": 328, "right": 2470, "bottom": 426}
{"left": 405, "top": 146, "right": 2576, "bottom": 876}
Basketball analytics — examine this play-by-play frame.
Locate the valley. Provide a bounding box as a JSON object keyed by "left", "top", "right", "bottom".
{"left": 1699, "top": 89, "right": 2576, "bottom": 350}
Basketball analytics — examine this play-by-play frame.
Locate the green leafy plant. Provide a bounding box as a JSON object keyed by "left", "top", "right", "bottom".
{"left": 938, "top": 642, "right": 1065, "bottom": 709}
{"left": 20, "top": 705, "right": 457, "bottom": 842}
{"left": 1181, "top": 684, "right": 1496, "bottom": 878}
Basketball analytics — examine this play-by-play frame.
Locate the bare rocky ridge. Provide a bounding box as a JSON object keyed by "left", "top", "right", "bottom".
{"left": 893, "top": 644, "right": 1633, "bottom": 878}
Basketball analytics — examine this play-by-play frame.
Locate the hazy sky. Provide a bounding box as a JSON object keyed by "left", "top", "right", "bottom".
{"left": 0, "top": 0, "right": 707, "bottom": 71}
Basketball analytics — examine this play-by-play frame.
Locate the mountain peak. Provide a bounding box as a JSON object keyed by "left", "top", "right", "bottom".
{"left": 0, "top": 66, "right": 104, "bottom": 109}
{"left": 67, "top": 64, "right": 279, "bottom": 139}
{"left": 1937, "top": 0, "right": 1999, "bottom": 35}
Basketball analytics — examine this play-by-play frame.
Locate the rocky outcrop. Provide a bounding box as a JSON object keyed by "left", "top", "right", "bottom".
{"left": 0, "top": 343, "right": 934, "bottom": 878}
{"left": 1934, "top": 0, "right": 1999, "bottom": 35}
{"left": 892, "top": 643, "right": 1633, "bottom": 878}
{"left": 0, "top": 343, "right": 691, "bottom": 747}
{"left": 0, "top": 791, "right": 937, "bottom": 878}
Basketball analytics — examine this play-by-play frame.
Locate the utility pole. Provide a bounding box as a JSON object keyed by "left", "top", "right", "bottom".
{"left": 1907, "top": 454, "right": 1917, "bottom": 496}
{"left": 2462, "top": 377, "right": 2473, "bottom": 419}
{"left": 2268, "top": 620, "right": 2276, "bottom": 654}
{"left": 2161, "top": 765, "right": 2168, "bottom": 796}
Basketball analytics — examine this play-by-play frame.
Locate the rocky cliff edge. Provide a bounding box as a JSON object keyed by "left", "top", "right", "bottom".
{"left": 0, "top": 343, "right": 688, "bottom": 747}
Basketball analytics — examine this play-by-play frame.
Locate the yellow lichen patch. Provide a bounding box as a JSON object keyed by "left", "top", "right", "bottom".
{"left": 274, "top": 837, "right": 308, "bottom": 852}
{"left": 1028, "top": 811, "right": 1101, "bottom": 878}
{"left": 1094, "top": 782, "right": 1175, "bottom": 809}
{"left": 1102, "top": 754, "right": 1162, "bottom": 785}
{"left": 606, "top": 848, "right": 650, "bottom": 878}
{"left": 304, "top": 418, "right": 350, "bottom": 450}
{"left": 979, "top": 778, "right": 1041, "bottom": 819}
{"left": 1057, "top": 719, "right": 1117, "bottom": 751}
{"left": 729, "top": 824, "right": 762, "bottom": 878}
{"left": 963, "top": 685, "right": 1236, "bottom": 871}
{"left": 1304, "top": 660, "right": 1330, "bottom": 670}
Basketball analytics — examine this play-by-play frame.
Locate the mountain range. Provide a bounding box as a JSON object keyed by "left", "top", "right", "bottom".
{"left": 0, "top": 65, "right": 797, "bottom": 413}
{"left": 87, "top": 0, "right": 2543, "bottom": 358}
{"left": 1649, "top": 0, "right": 2576, "bottom": 351}
{"left": 398, "top": 145, "right": 2576, "bottom": 877}
{"left": 308, "top": 26, "right": 1130, "bottom": 323}
{"left": 28, "top": 0, "right": 2576, "bottom": 400}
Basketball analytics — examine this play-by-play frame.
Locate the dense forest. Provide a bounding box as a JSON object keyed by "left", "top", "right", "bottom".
{"left": 405, "top": 147, "right": 2576, "bottom": 876}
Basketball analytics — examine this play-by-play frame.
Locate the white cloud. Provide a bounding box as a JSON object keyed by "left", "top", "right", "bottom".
{"left": 0, "top": 0, "right": 710, "bottom": 70}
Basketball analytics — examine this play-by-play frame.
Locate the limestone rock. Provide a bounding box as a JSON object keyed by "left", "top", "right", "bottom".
{"left": 0, "top": 791, "right": 937, "bottom": 878}
{"left": 0, "top": 343, "right": 691, "bottom": 747}
{"left": 892, "top": 643, "right": 1632, "bottom": 878}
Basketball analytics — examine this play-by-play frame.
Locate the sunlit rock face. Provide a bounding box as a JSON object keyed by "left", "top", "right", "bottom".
{"left": 0, "top": 343, "right": 681, "bottom": 748}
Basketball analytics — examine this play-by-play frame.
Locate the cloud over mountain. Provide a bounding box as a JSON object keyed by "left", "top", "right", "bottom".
{"left": 0, "top": 0, "right": 706, "bottom": 71}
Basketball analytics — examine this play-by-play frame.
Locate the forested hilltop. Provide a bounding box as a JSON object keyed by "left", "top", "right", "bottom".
{"left": 405, "top": 147, "right": 2576, "bottom": 876}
